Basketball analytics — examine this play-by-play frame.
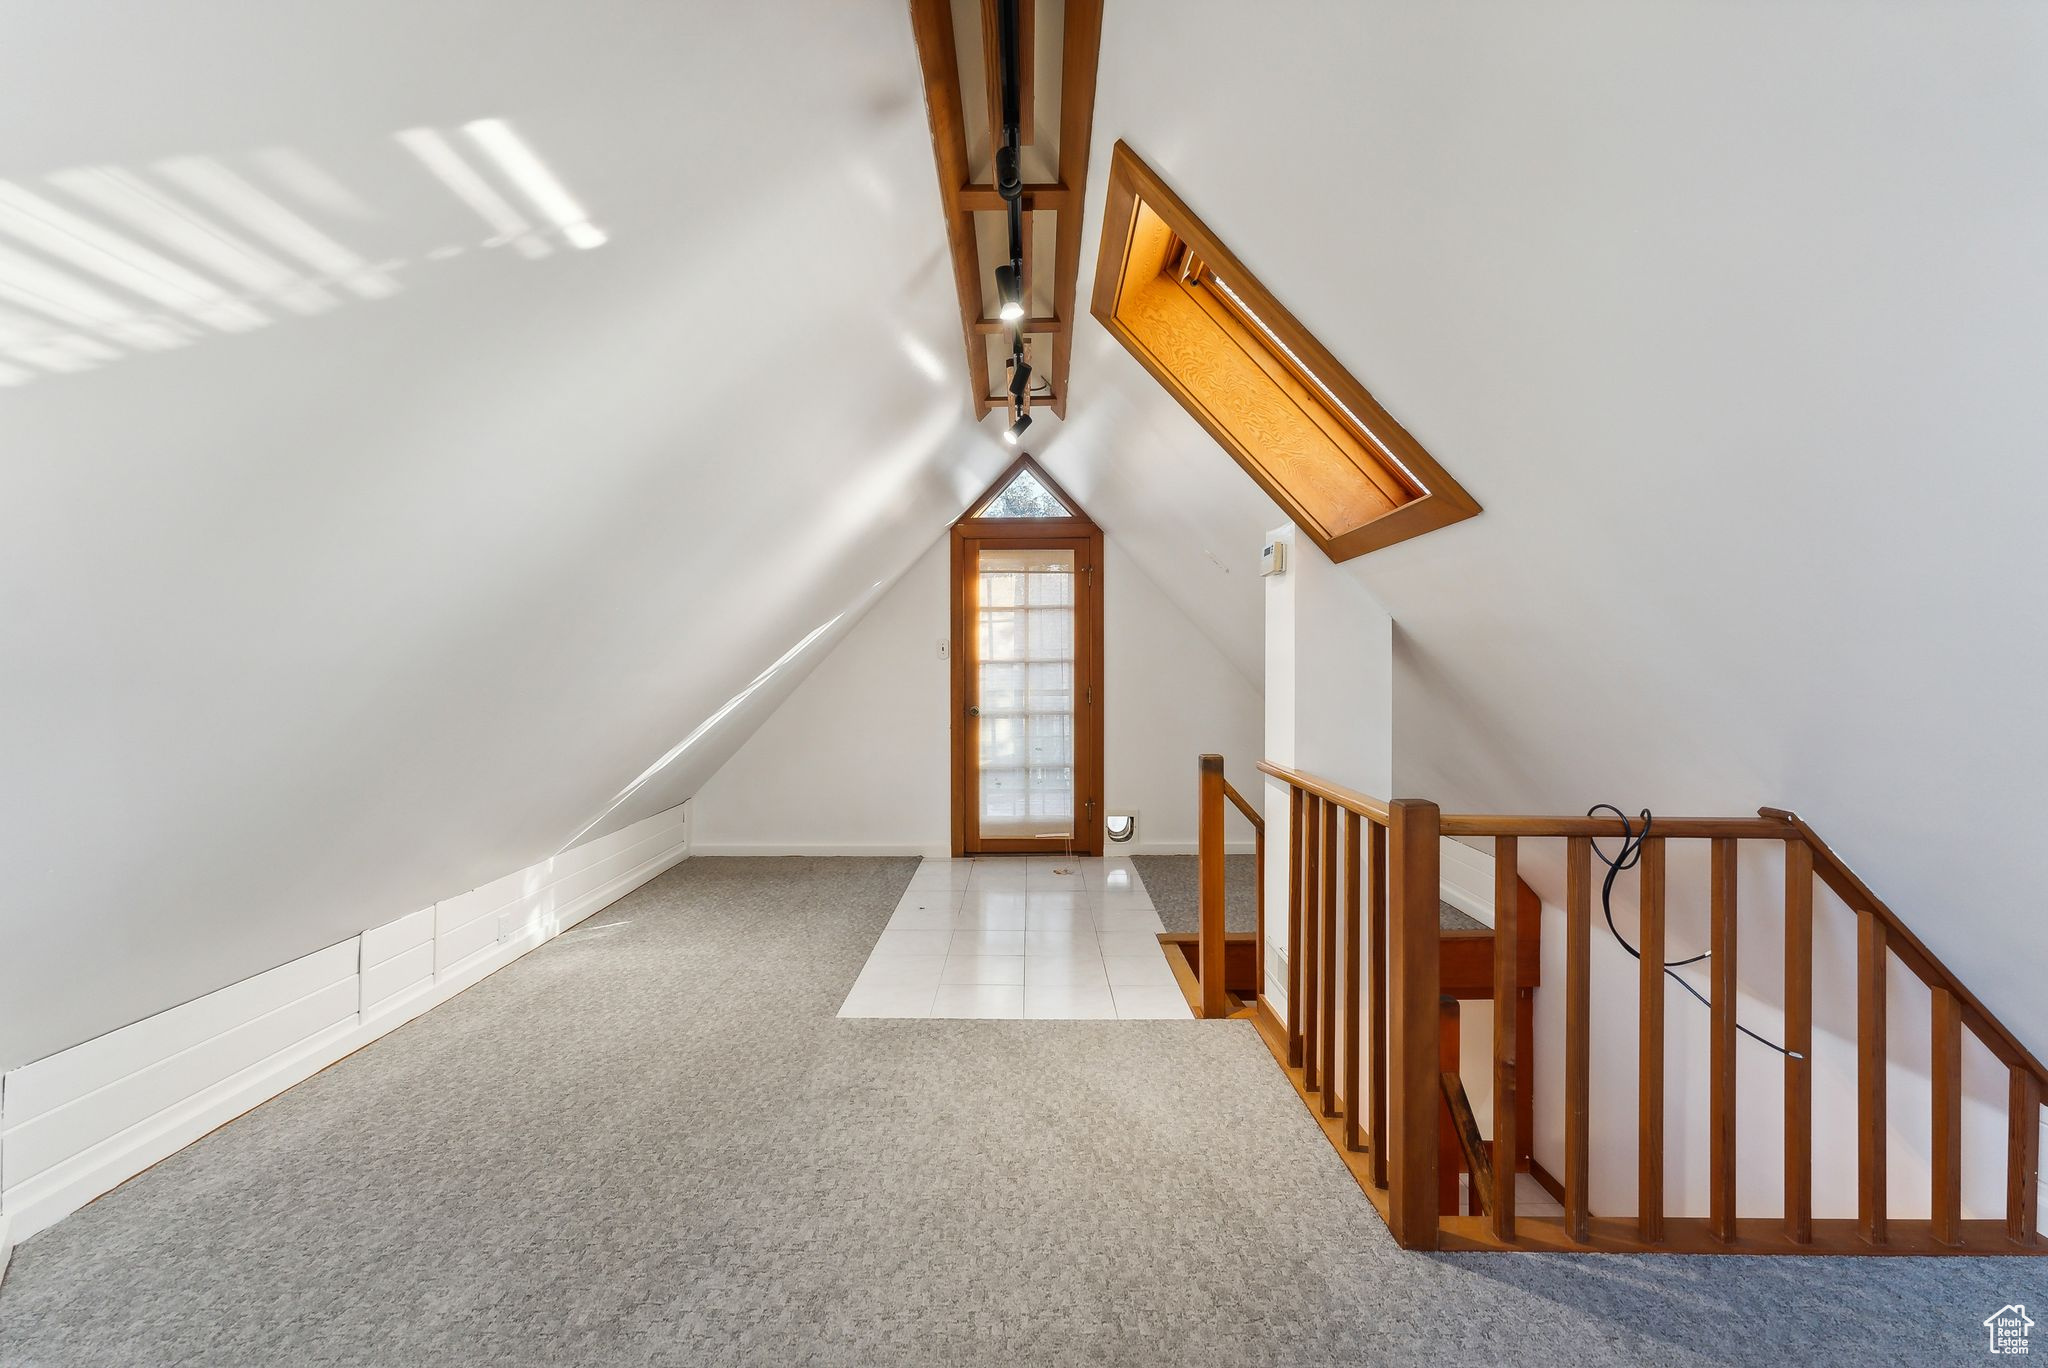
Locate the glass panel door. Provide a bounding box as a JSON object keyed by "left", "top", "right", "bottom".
{"left": 974, "top": 546, "right": 1075, "bottom": 840}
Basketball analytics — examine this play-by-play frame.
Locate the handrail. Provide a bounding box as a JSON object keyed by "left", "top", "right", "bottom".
{"left": 1256, "top": 759, "right": 1391, "bottom": 822}
{"left": 1441, "top": 814, "right": 1790, "bottom": 840}
{"left": 1762, "top": 806, "right": 2048, "bottom": 1087}
{"left": 1222, "top": 778, "right": 1264, "bottom": 832}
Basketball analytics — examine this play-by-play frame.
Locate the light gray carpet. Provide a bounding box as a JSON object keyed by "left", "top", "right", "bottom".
{"left": 1133, "top": 853, "right": 1259, "bottom": 932}
{"left": 0, "top": 857, "right": 2022, "bottom": 1365}
{"left": 1136, "top": 854, "right": 1486, "bottom": 934}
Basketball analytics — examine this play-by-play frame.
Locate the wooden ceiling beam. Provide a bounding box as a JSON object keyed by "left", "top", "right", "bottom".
{"left": 980, "top": 0, "right": 1034, "bottom": 153}
{"left": 984, "top": 390, "right": 1059, "bottom": 409}
{"left": 957, "top": 182, "right": 1070, "bottom": 212}
{"left": 908, "top": 0, "right": 1100, "bottom": 424}
{"left": 908, "top": 0, "right": 997, "bottom": 418}
{"left": 971, "top": 315, "right": 1061, "bottom": 334}
{"left": 1048, "top": 0, "right": 1102, "bottom": 422}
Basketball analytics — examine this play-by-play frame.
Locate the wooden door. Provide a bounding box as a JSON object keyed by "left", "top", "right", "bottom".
{"left": 951, "top": 526, "right": 1103, "bottom": 856}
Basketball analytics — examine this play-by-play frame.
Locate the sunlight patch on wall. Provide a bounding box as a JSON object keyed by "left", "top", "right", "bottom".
{"left": 0, "top": 116, "right": 606, "bottom": 389}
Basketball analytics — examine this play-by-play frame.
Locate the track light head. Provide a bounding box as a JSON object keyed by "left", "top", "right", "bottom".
{"left": 994, "top": 262, "right": 1023, "bottom": 322}
{"left": 1007, "top": 355, "right": 1032, "bottom": 401}
{"left": 995, "top": 145, "right": 1022, "bottom": 202}
{"left": 1003, "top": 411, "right": 1032, "bottom": 446}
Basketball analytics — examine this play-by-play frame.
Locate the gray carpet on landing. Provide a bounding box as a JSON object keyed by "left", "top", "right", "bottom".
{"left": 1136, "top": 853, "right": 1487, "bottom": 934}
{"left": 0, "top": 857, "right": 2023, "bottom": 1366}
{"left": 1133, "top": 853, "right": 1260, "bottom": 932}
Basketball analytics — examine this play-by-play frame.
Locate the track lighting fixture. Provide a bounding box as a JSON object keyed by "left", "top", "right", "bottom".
{"left": 995, "top": 144, "right": 1022, "bottom": 202}
{"left": 1003, "top": 411, "right": 1032, "bottom": 446}
{"left": 994, "top": 262, "right": 1023, "bottom": 322}
{"left": 1007, "top": 355, "right": 1032, "bottom": 401}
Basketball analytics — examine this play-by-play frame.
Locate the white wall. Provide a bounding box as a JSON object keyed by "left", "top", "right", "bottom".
{"left": 1263, "top": 526, "right": 1395, "bottom": 1003}
{"left": 690, "top": 539, "right": 954, "bottom": 855}
{"left": 0, "top": 803, "right": 688, "bottom": 1260}
{"left": 1104, "top": 538, "right": 1265, "bottom": 852}
{"left": 692, "top": 532, "right": 1263, "bottom": 855}
{"left": 1071, "top": 0, "right": 2048, "bottom": 1047}
{"left": 1057, "top": 0, "right": 2048, "bottom": 1066}
{"left": 0, "top": 0, "right": 1026, "bottom": 1070}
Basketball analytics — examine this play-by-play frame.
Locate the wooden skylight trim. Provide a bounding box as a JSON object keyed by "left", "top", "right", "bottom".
{"left": 1089, "top": 142, "right": 1480, "bottom": 562}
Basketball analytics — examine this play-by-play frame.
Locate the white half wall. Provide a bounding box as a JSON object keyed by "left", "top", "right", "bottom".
{"left": 690, "top": 532, "right": 1264, "bottom": 855}
{"left": 0, "top": 802, "right": 688, "bottom": 1260}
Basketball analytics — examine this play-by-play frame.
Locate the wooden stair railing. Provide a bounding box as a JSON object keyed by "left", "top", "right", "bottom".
{"left": 1199, "top": 758, "right": 2047, "bottom": 1257}
{"left": 1759, "top": 806, "right": 2048, "bottom": 1250}
{"left": 1194, "top": 755, "right": 1265, "bottom": 1020}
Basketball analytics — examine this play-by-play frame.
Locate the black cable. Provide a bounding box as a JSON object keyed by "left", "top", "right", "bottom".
{"left": 1587, "top": 804, "right": 1802, "bottom": 1060}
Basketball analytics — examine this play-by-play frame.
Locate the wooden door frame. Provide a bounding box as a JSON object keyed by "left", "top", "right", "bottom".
{"left": 949, "top": 458, "right": 1105, "bottom": 857}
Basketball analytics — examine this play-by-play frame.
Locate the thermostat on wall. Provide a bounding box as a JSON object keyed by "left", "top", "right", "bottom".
{"left": 1260, "top": 539, "right": 1287, "bottom": 577}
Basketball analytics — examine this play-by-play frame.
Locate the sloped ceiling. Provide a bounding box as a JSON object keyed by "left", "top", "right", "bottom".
{"left": 11, "top": 0, "right": 2046, "bottom": 1070}
{"left": 1060, "top": 0, "right": 2048, "bottom": 1045}
{"left": 0, "top": 0, "right": 1026, "bottom": 1067}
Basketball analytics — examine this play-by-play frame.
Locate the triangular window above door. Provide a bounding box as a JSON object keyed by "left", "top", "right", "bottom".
{"left": 972, "top": 461, "right": 1074, "bottom": 519}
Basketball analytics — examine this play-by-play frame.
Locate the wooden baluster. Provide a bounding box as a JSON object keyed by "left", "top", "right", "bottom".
{"left": 1857, "top": 909, "right": 1888, "bottom": 1246}
{"left": 1286, "top": 785, "right": 1304, "bottom": 1068}
{"left": 1197, "top": 755, "right": 1227, "bottom": 1020}
{"left": 1254, "top": 799, "right": 1267, "bottom": 1003}
{"left": 1931, "top": 986, "right": 1962, "bottom": 1246}
{"left": 1638, "top": 836, "right": 1666, "bottom": 1244}
{"left": 1709, "top": 837, "right": 1737, "bottom": 1243}
{"left": 1385, "top": 798, "right": 1442, "bottom": 1250}
{"left": 1302, "top": 797, "right": 1322, "bottom": 1092}
{"left": 1491, "top": 835, "right": 1519, "bottom": 1241}
{"left": 1321, "top": 801, "right": 1340, "bottom": 1118}
{"left": 1344, "top": 810, "right": 1364, "bottom": 1151}
{"left": 2008, "top": 1066, "right": 2040, "bottom": 1246}
{"left": 1784, "top": 838, "right": 1813, "bottom": 1244}
{"left": 1369, "top": 819, "right": 1390, "bottom": 1188}
{"left": 1563, "top": 835, "right": 1591, "bottom": 1244}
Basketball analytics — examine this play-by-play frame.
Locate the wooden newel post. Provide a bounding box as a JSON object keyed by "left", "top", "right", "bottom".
{"left": 1385, "top": 797, "right": 1442, "bottom": 1250}
{"left": 1197, "top": 754, "right": 1227, "bottom": 1020}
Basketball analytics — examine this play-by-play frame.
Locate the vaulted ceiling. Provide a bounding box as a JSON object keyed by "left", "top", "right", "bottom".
{"left": 0, "top": 1, "right": 1029, "bottom": 1065}
{"left": 6, "top": 1, "right": 2047, "bottom": 1066}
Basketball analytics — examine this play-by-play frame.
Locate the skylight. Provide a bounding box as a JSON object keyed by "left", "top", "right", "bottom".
{"left": 1088, "top": 141, "right": 1479, "bottom": 562}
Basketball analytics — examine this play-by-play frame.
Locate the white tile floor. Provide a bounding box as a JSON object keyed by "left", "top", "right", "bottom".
{"left": 840, "top": 856, "right": 1195, "bottom": 1021}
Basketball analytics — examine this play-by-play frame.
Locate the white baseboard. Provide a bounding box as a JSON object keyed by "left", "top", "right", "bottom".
{"left": 0, "top": 807, "right": 688, "bottom": 1253}
{"left": 1, "top": 1207, "right": 14, "bottom": 1285}
{"left": 687, "top": 842, "right": 1259, "bottom": 858}
{"left": 688, "top": 842, "right": 950, "bottom": 858}
{"left": 3, "top": 1015, "right": 361, "bottom": 1247}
